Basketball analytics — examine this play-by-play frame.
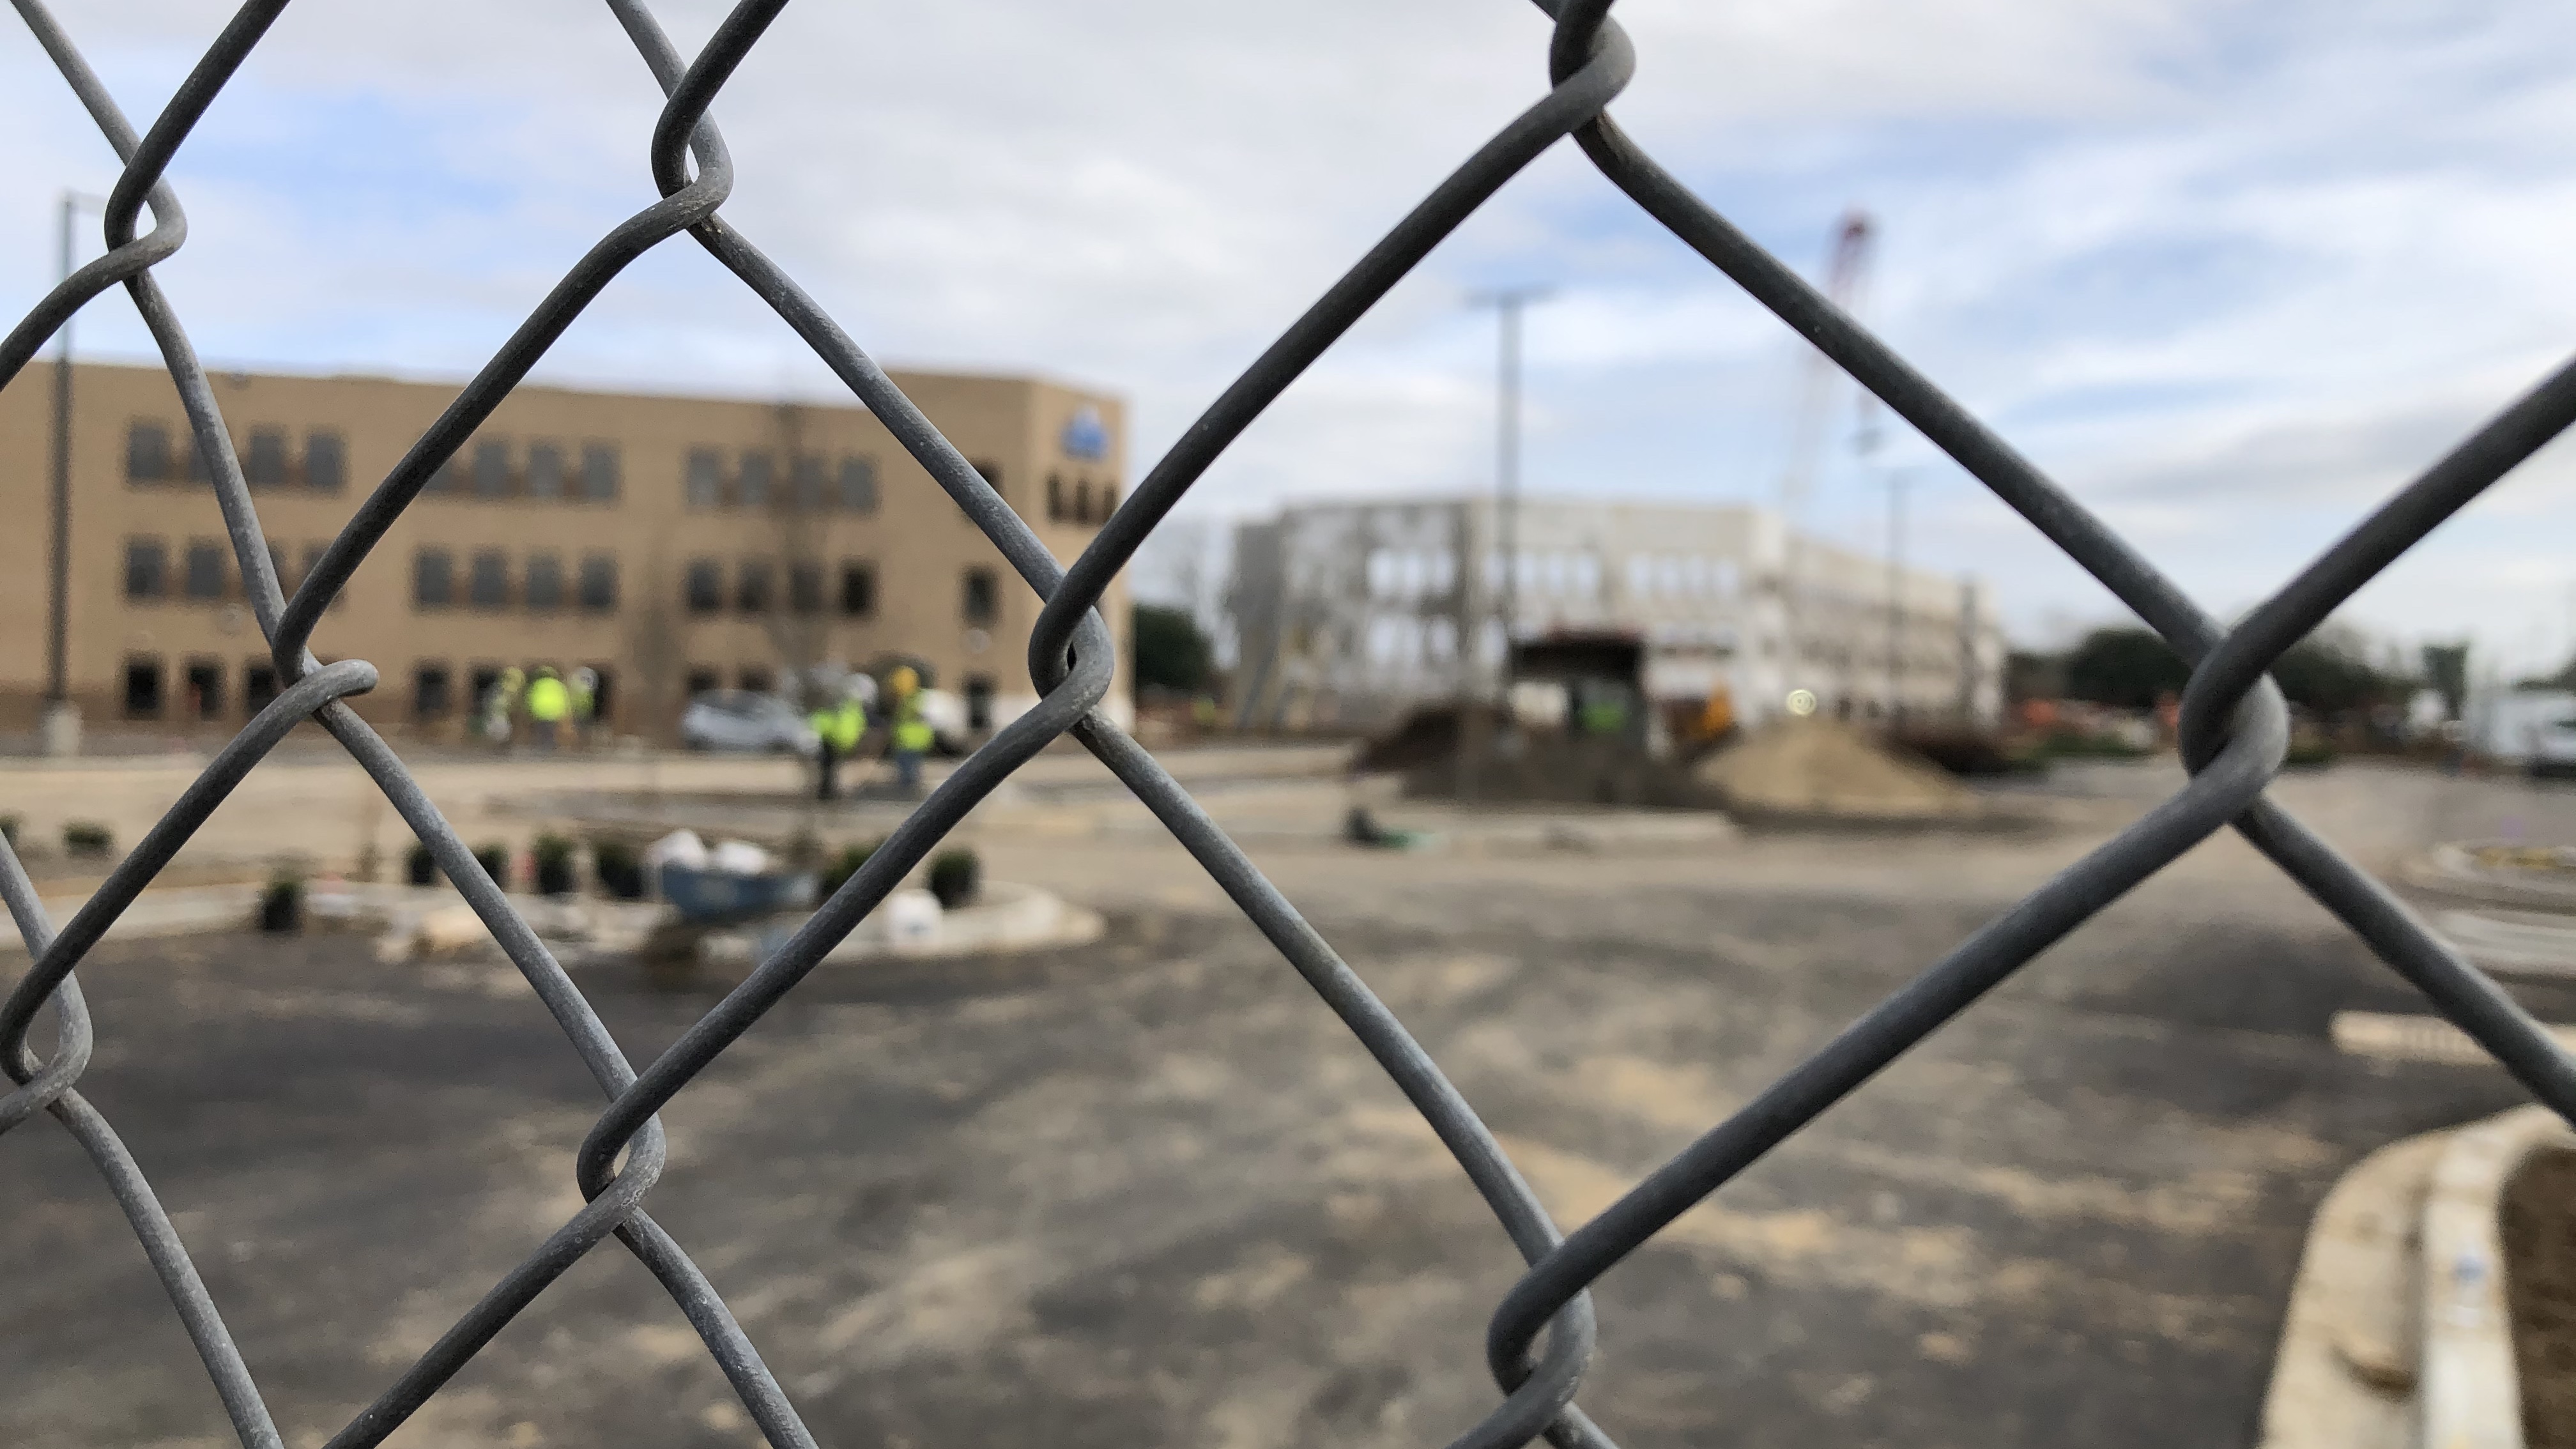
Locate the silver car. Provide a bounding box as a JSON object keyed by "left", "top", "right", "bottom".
{"left": 679, "top": 691, "right": 818, "bottom": 756}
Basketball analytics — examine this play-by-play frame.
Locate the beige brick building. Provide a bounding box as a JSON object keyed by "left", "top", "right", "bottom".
{"left": 0, "top": 362, "right": 1130, "bottom": 743}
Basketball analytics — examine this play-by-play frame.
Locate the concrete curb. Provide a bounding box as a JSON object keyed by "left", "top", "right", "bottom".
{"left": 2423, "top": 1106, "right": 2572, "bottom": 1449}
{"left": 2, "top": 884, "right": 260, "bottom": 951}
{"left": 2261, "top": 1106, "right": 2575, "bottom": 1449}
{"left": 705, "top": 881, "right": 1105, "bottom": 966}
{"left": 2401, "top": 842, "right": 2576, "bottom": 913}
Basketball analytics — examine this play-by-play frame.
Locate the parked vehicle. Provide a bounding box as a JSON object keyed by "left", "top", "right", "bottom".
{"left": 680, "top": 690, "right": 817, "bottom": 755}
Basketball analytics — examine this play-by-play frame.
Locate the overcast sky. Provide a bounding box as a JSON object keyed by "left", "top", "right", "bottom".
{"left": 10, "top": 1, "right": 2576, "bottom": 670}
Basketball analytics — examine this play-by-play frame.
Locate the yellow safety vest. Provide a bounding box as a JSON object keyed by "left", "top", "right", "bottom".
{"left": 525, "top": 677, "right": 569, "bottom": 723}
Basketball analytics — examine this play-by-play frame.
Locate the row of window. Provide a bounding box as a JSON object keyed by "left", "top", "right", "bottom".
{"left": 412, "top": 549, "right": 621, "bottom": 612}
{"left": 124, "top": 536, "right": 343, "bottom": 605}
{"left": 128, "top": 422, "right": 346, "bottom": 492}
{"left": 678, "top": 558, "right": 999, "bottom": 626}
{"left": 425, "top": 438, "right": 622, "bottom": 503}
{"left": 120, "top": 653, "right": 292, "bottom": 721}
{"left": 684, "top": 448, "right": 886, "bottom": 513}
{"left": 125, "top": 421, "right": 1121, "bottom": 525}
{"left": 1043, "top": 473, "right": 1119, "bottom": 525}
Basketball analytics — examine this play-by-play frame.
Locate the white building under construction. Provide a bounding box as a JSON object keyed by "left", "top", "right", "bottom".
{"left": 1227, "top": 496, "right": 2004, "bottom": 733}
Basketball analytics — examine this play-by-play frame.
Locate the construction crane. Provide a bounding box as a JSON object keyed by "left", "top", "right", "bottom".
{"left": 1770, "top": 208, "right": 1876, "bottom": 719}
{"left": 1775, "top": 208, "right": 1878, "bottom": 521}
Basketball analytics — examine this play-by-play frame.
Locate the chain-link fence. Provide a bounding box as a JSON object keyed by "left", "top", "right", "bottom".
{"left": 7, "top": 2, "right": 2576, "bottom": 1446}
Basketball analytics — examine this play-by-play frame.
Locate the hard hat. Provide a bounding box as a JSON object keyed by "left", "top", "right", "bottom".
{"left": 572, "top": 667, "right": 597, "bottom": 691}
{"left": 889, "top": 665, "right": 919, "bottom": 695}
{"left": 536, "top": 665, "right": 559, "bottom": 679}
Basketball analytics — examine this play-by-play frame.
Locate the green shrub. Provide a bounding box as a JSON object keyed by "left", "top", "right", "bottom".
{"left": 532, "top": 832, "right": 577, "bottom": 896}
{"left": 818, "top": 839, "right": 880, "bottom": 898}
{"left": 406, "top": 841, "right": 438, "bottom": 887}
{"left": 473, "top": 842, "right": 512, "bottom": 891}
{"left": 63, "top": 821, "right": 113, "bottom": 857}
{"left": 258, "top": 869, "right": 303, "bottom": 933}
{"left": 927, "top": 848, "right": 980, "bottom": 910}
{"left": 2285, "top": 738, "right": 2337, "bottom": 770}
{"left": 592, "top": 838, "right": 647, "bottom": 900}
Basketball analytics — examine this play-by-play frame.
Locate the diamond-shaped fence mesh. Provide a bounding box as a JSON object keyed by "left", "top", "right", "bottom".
{"left": 8, "top": 1, "right": 2576, "bottom": 1445}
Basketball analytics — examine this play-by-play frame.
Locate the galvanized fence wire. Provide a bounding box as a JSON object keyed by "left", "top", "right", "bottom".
{"left": 3, "top": 0, "right": 2574, "bottom": 1443}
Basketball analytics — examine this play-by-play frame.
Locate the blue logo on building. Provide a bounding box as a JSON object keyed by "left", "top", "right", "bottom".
{"left": 1061, "top": 404, "right": 1109, "bottom": 462}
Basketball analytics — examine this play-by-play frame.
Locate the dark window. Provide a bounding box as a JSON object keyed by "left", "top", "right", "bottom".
{"left": 469, "top": 550, "right": 509, "bottom": 608}
{"left": 789, "top": 560, "right": 824, "bottom": 615}
{"left": 970, "top": 459, "right": 1004, "bottom": 494}
{"left": 792, "top": 454, "right": 827, "bottom": 512}
{"left": 245, "top": 428, "right": 289, "bottom": 489}
{"left": 685, "top": 559, "right": 723, "bottom": 614}
{"left": 243, "top": 661, "right": 279, "bottom": 715}
{"left": 184, "top": 539, "right": 227, "bottom": 601}
{"left": 685, "top": 448, "right": 723, "bottom": 508}
{"left": 965, "top": 674, "right": 995, "bottom": 731}
{"left": 737, "top": 558, "right": 774, "bottom": 614}
{"left": 525, "top": 553, "right": 564, "bottom": 611}
{"left": 686, "top": 666, "right": 722, "bottom": 697}
{"left": 962, "top": 566, "right": 999, "bottom": 626}
{"left": 578, "top": 555, "right": 618, "bottom": 612}
{"left": 426, "top": 455, "right": 460, "bottom": 494}
{"left": 124, "top": 539, "right": 167, "bottom": 600}
{"left": 580, "top": 444, "right": 619, "bottom": 502}
{"left": 186, "top": 432, "right": 213, "bottom": 484}
{"left": 839, "top": 560, "right": 876, "bottom": 617}
{"left": 414, "top": 548, "right": 454, "bottom": 608}
{"left": 1046, "top": 473, "right": 1065, "bottom": 522}
{"left": 737, "top": 666, "right": 773, "bottom": 695}
{"left": 739, "top": 450, "right": 775, "bottom": 508}
{"left": 1074, "top": 480, "right": 1092, "bottom": 524}
{"left": 127, "top": 422, "right": 173, "bottom": 482}
{"left": 123, "top": 656, "right": 163, "bottom": 719}
{"left": 413, "top": 663, "right": 452, "bottom": 721}
{"left": 525, "top": 442, "right": 565, "bottom": 500}
{"left": 585, "top": 666, "right": 615, "bottom": 721}
{"left": 185, "top": 659, "right": 224, "bottom": 721}
{"left": 472, "top": 439, "right": 511, "bottom": 498}
{"left": 305, "top": 431, "right": 346, "bottom": 493}
{"left": 469, "top": 664, "right": 502, "bottom": 716}
{"left": 1100, "top": 484, "right": 1119, "bottom": 516}
{"left": 838, "top": 456, "right": 878, "bottom": 512}
{"left": 269, "top": 542, "right": 298, "bottom": 596}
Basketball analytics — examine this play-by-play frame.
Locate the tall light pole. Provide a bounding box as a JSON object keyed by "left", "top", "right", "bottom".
{"left": 45, "top": 190, "right": 106, "bottom": 757}
{"left": 1468, "top": 285, "right": 1551, "bottom": 682}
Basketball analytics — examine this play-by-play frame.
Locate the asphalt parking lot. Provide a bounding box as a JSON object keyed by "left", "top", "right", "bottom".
{"left": 8, "top": 757, "right": 2572, "bottom": 1449}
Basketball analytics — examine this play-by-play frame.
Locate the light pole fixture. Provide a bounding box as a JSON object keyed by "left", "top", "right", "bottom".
{"left": 45, "top": 188, "right": 107, "bottom": 756}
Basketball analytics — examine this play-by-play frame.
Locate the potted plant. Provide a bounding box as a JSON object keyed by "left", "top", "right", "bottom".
{"left": 406, "top": 841, "right": 438, "bottom": 887}
{"left": 591, "top": 837, "right": 647, "bottom": 900}
{"left": 926, "top": 847, "right": 980, "bottom": 910}
{"left": 532, "top": 832, "right": 577, "bottom": 896}
{"left": 259, "top": 868, "right": 304, "bottom": 933}
{"left": 473, "top": 843, "right": 512, "bottom": 891}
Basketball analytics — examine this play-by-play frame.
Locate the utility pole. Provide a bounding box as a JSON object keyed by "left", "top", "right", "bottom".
{"left": 45, "top": 190, "right": 105, "bottom": 757}
{"left": 1884, "top": 470, "right": 1909, "bottom": 727}
{"left": 1459, "top": 285, "right": 1551, "bottom": 801}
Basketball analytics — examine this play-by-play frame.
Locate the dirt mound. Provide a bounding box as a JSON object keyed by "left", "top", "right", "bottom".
{"left": 1692, "top": 716, "right": 1978, "bottom": 822}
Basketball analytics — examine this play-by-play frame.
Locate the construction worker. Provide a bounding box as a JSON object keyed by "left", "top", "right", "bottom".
{"left": 808, "top": 686, "right": 866, "bottom": 801}
{"left": 483, "top": 665, "right": 526, "bottom": 747}
{"left": 888, "top": 665, "right": 935, "bottom": 796}
{"left": 569, "top": 666, "right": 598, "bottom": 745}
{"left": 525, "top": 666, "right": 569, "bottom": 751}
